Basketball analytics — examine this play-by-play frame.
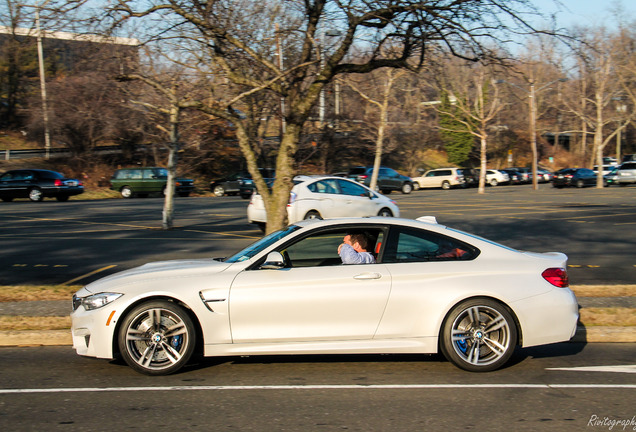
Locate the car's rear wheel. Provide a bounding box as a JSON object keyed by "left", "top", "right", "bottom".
{"left": 213, "top": 185, "right": 225, "bottom": 197}
{"left": 440, "top": 298, "right": 517, "bottom": 372}
{"left": 489, "top": 179, "right": 498, "bottom": 186}
{"left": 378, "top": 208, "right": 393, "bottom": 217}
{"left": 28, "top": 188, "right": 43, "bottom": 202}
{"left": 121, "top": 186, "right": 134, "bottom": 199}
{"left": 304, "top": 210, "right": 322, "bottom": 220}
{"left": 441, "top": 181, "right": 451, "bottom": 190}
{"left": 118, "top": 300, "right": 196, "bottom": 376}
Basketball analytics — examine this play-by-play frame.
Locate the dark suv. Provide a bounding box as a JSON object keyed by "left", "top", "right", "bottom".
{"left": 110, "top": 167, "right": 194, "bottom": 198}
{"left": 347, "top": 166, "right": 413, "bottom": 194}
{"left": 210, "top": 168, "right": 275, "bottom": 199}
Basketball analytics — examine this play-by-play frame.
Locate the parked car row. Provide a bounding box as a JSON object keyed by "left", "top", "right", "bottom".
{"left": 0, "top": 166, "right": 196, "bottom": 202}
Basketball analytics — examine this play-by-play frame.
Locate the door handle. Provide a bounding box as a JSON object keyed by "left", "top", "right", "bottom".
{"left": 353, "top": 272, "right": 382, "bottom": 280}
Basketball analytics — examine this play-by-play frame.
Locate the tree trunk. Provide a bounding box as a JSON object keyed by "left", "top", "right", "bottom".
{"left": 162, "top": 105, "right": 179, "bottom": 230}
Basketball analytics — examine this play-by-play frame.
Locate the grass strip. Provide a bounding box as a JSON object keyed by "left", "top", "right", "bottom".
{"left": 579, "top": 307, "right": 636, "bottom": 327}
{"left": 0, "top": 316, "right": 71, "bottom": 331}
{"left": 0, "top": 285, "right": 81, "bottom": 302}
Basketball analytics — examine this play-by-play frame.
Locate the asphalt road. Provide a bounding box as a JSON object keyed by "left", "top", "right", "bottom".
{"left": 1, "top": 184, "right": 635, "bottom": 431}
{"left": 0, "top": 343, "right": 634, "bottom": 431}
{"left": 0, "top": 183, "right": 635, "bottom": 286}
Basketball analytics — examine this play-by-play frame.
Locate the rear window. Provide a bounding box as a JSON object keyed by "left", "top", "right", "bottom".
{"left": 38, "top": 171, "right": 64, "bottom": 180}
{"left": 348, "top": 167, "right": 367, "bottom": 175}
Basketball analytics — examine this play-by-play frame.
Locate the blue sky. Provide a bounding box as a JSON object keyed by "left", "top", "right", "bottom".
{"left": 529, "top": 0, "right": 636, "bottom": 28}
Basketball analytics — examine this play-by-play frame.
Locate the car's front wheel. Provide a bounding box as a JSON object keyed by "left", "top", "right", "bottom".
{"left": 118, "top": 300, "right": 196, "bottom": 376}
{"left": 440, "top": 298, "right": 517, "bottom": 372}
{"left": 401, "top": 182, "right": 413, "bottom": 194}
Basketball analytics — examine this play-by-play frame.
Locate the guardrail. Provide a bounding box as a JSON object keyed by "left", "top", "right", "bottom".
{"left": 1, "top": 145, "right": 123, "bottom": 160}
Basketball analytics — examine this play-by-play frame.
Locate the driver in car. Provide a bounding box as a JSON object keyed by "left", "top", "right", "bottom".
{"left": 338, "top": 233, "right": 376, "bottom": 264}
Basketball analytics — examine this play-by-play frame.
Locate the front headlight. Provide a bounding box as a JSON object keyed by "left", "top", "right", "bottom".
{"left": 80, "top": 292, "right": 123, "bottom": 311}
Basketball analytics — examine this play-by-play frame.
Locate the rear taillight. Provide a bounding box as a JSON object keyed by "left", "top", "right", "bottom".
{"left": 54, "top": 179, "right": 63, "bottom": 186}
{"left": 542, "top": 268, "right": 569, "bottom": 288}
{"left": 288, "top": 192, "right": 297, "bottom": 206}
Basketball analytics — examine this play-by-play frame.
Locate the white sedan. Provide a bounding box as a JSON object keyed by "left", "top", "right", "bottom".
{"left": 247, "top": 176, "right": 399, "bottom": 230}
{"left": 70, "top": 216, "right": 578, "bottom": 375}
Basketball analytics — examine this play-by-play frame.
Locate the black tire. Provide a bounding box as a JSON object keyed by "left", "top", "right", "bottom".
{"left": 118, "top": 300, "right": 196, "bottom": 376}
{"left": 440, "top": 298, "right": 517, "bottom": 372}
{"left": 441, "top": 181, "right": 451, "bottom": 190}
{"left": 304, "top": 210, "right": 322, "bottom": 220}
{"left": 412, "top": 182, "right": 420, "bottom": 191}
{"left": 121, "top": 186, "right": 134, "bottom": 199}
{"left": 28, "top": 188, "right": 43, "bottom": 202}
{"left": 576, "top": 179, "right": 585, "bottom": 188}
{"left": 56, "top": 195, "right": 69, "bottom": 202}
{"left": 401, "top": 182, "right": 413, "bottom": 194}
{"left": 378, "top": 208, "right": 393, "bottom": 217}
{"left": 489, "top": 179, "right": 498, "bottom": 186}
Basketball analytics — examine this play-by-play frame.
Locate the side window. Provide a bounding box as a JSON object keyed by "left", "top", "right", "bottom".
{"left": 129, "top": 170, "right": 143, "bottom": 180}
{"left": 276, "top": 229, "right": 383, "bottom": 268}
{"left": 338, "top": 179, "right": 369, "bottom": 197}
{"left": 426, "top": 171, "right": 436, "bottom": 178}
{"left": 143, "top": 170, "right": 156, "bottom": 179}
{"left": 383, "top": 227, "right": 477, "bottom": 263}
{"left": 310, "top": 179, "right": 339, "bottom": 194}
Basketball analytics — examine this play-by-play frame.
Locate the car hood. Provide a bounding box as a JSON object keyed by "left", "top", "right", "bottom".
{"left": 84, "top": 259, "right": 232, "bottom": 293}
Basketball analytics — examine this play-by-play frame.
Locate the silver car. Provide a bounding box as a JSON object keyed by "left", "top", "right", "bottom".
{"left": 616, "top": 162, "right": 636, "bottom": 186}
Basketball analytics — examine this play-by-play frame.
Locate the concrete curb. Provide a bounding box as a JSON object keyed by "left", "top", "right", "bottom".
{"left": 1, "top": 326, "right": 634, "bottom": 347}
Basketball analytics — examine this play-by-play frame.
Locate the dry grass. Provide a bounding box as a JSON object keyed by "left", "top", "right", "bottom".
{"left": 0, "top": 285, "right": 81, "bottom": 302}
{"left": 0, "top": 285, "right": 634, "bottom": 330}
{"left": 579, "top": 308, "right": 636, "bottom": 327}
{"left": 2, "top": 285, "right": 633, "bottom": 302}
{"left": 570, "top": 285, "right": 636, "bottom": 297}
{"left": 0, "top": 316, "right": 71, "bottom": 331}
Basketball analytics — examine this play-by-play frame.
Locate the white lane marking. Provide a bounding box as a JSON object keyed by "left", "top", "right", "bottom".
{"left": 546, "top": 365, "right": 636, "bottom": 374}
{"left": 1, "top": 384, "right": 635, "bottom": 394}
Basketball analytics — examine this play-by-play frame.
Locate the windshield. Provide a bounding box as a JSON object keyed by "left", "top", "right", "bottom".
{"left": 225, "top": 225, "right": 302, "bottom": 263}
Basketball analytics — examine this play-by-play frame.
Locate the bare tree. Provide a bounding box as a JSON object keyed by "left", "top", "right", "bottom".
{"left": 433, "top": 63, "right": 505, "bottom": 194}
{"left": 345, "top": 68, "right": 407, "bottom": 190}
{"left": 563, "top": 28, "right": 636, "bottom": 187}
{"left": 99, "top": 0, "right": 555, "bottom": 232}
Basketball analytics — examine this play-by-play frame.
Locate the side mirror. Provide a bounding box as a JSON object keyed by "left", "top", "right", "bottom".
{"left": 260, "top": 251, "right": 286, "bottom": 270}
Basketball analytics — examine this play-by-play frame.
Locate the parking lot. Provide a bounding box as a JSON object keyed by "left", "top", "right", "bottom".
{"left": 0, "top": 183, "right": 634, "bottom": 285}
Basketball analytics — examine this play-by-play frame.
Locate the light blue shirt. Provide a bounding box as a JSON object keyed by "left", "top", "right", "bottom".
{"left": 339, "top": 244, "right": 376, "bottom": 264}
